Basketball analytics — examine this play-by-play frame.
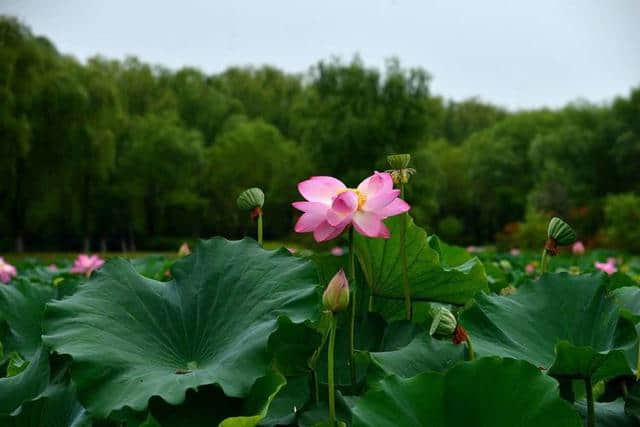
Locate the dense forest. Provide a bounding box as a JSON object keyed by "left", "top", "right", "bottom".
{"left": 1, "top": 16, "right": 639, "bottom": 252}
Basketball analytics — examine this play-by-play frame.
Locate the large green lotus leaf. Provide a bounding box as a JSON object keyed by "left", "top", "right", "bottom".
{"left": 575, "top": 398, "right": 636, "bottom": 427}
{"left": 131, "top": 255, "right": 175, "bottom": 281}
{"left": 2, "top": 383, "right": 90, "bottom": 427}
{"left": 354, "top": 215, "right": 488, "bottom": 319}
{"left": 260, "top": 375, "right": 310, "bottom": 427}
{"left": 352, "top": 357, "right": 582, "bottom": 427}
{"left": 43, "top": 237, "right": 321, "bottom": 418}
{"left": 142, "top": 370, "right": 285, "bottom": 427}
{"left": 613, "top": 286, "right": 640, "bottom": 323}
{"left": 367, "top": 332, "right": 465, "bottom": 380}
{"left": 460, "top": 273, "right": 637, "bottom": 382}
{"left": 0, "top": 346, "right": 49, "bottom": 416}
{"left": 0, "top": 279, "right": 56, "bottom": 359}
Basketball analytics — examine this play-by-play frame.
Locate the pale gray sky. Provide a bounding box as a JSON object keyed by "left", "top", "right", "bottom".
{"left": 2, "top": 0, "right": 639, "bottom": 110}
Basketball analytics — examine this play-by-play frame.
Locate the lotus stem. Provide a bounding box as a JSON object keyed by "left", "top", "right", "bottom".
{"left": 309, "top": 311, "right": 331, "bottom": 404}
{"left": 327, "top": 314, "right": 338, "bottom": 427}
{"left": 257, "top": 212, "right": 263, "bottom": 246}
{"left": 466, "top": 335, "right": 475, "bottom": 361}
{"left": 540, "top": 249, "right": 548, "bottom": 274}
{"left": 585, "top": 377, "right": 595, "bottom": 427}
{"left": 399, "top": 183, "right": 411, "bottom": 320}
{"left": 636, "top": 338, "right": 640, "bottom": 381}
{"left": 348, "top": 226, "right": 356, "bottom": 388}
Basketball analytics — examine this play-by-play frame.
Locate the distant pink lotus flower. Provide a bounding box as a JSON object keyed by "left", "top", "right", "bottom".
{"left": 525, "top": 263, "right": 536, "bottom": 274}
{"left": 292, "top": 172, "right": 410, "bottom": 242}
{"left": 595, "top": 260, "right": 617, "bottom": 275}
{"left": 510, "top": 248, "right": 521, "bottom": 256}
{"left": 178, "top": 242, "right": 191, "bottom": 257}
{"left": 572, "top": 241, "right": 585, "bottom": 254}
{"left": 330, "top": 246, "right": 344, "bottom": 256}
{"left": 466, "top": 245, "right": 478, "bottom": 253}
{"left": 47, "top": 264, "right": 58, "bottom": 272}
{"left": 0, "top": 257, "right": 17, "bottom": 284}
{"left": 71, "top": 254, "right": 105, "bottom": 277}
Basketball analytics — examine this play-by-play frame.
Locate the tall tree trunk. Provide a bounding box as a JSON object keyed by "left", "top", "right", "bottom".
{"left": 128, "top": 226, "right": 136, "bottom": 252}
{"left": 15, "top": 235, "right": 24, "bottom": 253}
{"left": 82, "top": 171, "right": 92, "bottom": 253}
{"left": 13, "top": 158, "right": 25, "bottom": 253}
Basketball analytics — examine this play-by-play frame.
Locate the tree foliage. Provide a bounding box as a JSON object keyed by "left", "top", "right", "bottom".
{"left": 0, "top": 17, "right": 638, "bottom": 251}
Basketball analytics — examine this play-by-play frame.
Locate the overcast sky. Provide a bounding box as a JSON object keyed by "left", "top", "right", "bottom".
{"left": 2, "top": 0, "right": 639, "bottom": 110}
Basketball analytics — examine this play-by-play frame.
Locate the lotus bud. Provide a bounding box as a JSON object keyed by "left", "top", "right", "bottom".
{"left": 237, "top": 187, "right": 265, "bottom": 220}
{"left": 545, "top": 217, "right": 577, "bottom": 256}
{"left": 386, "top": 153, "right": 416, "bottom": 185}
{"left": 499, "top": 260, "right": 512, "bottom": 272}
{"left": 322, "top": 269, "right": 350, "bottom": 313}
{"left": 428, "top": 306, "right": 457, "bottom": 337}
{"left": 178, "top": 242, "right": 191, "bottom": 257}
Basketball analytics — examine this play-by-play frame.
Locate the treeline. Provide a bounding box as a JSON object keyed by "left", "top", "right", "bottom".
{"left": 1, "top": 17, "right": 639, "bottom": 252}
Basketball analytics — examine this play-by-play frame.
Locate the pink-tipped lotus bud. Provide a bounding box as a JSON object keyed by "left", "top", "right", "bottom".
{"left": 572, "top": 241, "right": 585, "bottom": 254}
{"left": 323, "top": 269, "right": 350, "bottom": 313}
{"left": 178, "top": 242, "right": 191, "bottom": 257}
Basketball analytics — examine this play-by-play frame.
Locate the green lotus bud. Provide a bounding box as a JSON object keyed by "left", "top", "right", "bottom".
{"left": 547, "top": 217, "right": 576, "bottom": 246}
{"left": 499, "top": 260, "right": 512, "bottom": 272}
{"left": 322, "top": 269, "right": 350, "bottom": 313}
{"left": 428, "top": 306, "right": 457, "bottom": 336}
{"left": 237, "top": 187, "right": 264, "bottom": 211}
{"left": 387, "top": 154, "right": 411, "bottom": 169}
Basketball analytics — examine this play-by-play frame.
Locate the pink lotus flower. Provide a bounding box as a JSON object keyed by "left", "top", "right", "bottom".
{"left": 178, "top": 242, "right": 191, "bottom": 257}
{"left": 292, "top": 172, "right": 410, "bottom": 242}
{"left": 330, "top": 246, "right": 344, "bottom": 256}
{"left": 0, "top": 257, "right": 17, "bottom": 284}
{"left": 47, "top": 264, "right": 58, "bottom": 272}
{"left": 510, "top": 248, "right": 521, "bottom": 256}
{"left": 525, "top": 263, "right": 536, "bottom": 274}
{"left": 466, "top": 245, "right": 478, "bottom": 253}
{"left": 595, "top": 260, "right": 617, "bottom": 275}
{"left": 572, "top": 241, "right": 585, "bottom": 254}
{"left": 71, "top": 254, "right": 105, "bottom": 277}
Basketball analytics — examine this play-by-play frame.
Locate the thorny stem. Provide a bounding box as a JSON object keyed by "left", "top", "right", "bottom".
{"left": 400, "top": 183, "right": 411, "bottom": 320}
{"left": 348, "top": 226, "right": 356, "bottom": 388}
{"left": 327, "top": 314, "right": 338, "bottom": 427}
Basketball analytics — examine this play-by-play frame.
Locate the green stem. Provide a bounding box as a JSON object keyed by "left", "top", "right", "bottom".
{"left": 636, "top": 337, "right": 640, "bottom": 380}
{"left": 466, "top": 336, "right": 475, "bottom": 361}
{"left": 312, "top": 368, "right": 319, "bottom": 404}
{"left": 327, "top": 314, "right": 337, "bottom": 427}
{"left": 585, "top": 377, "right": 595, "bottom": 427}
{"left": 309, "top": 313, "right": 331, "bottom": 404}
{"left": 348, "top": 226, "right": 356, "bottom": 388}
{"left": 558, "top": 378, "right": 575, "bottom": 403}
{"left": 257, "top": 213, "right": 263, "bottom": 246}
{"left": 540, "top": 249, "right": 548, "bottom": 274}
{"left": 399, "top": 183, "right": 411, "bottom": 320}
